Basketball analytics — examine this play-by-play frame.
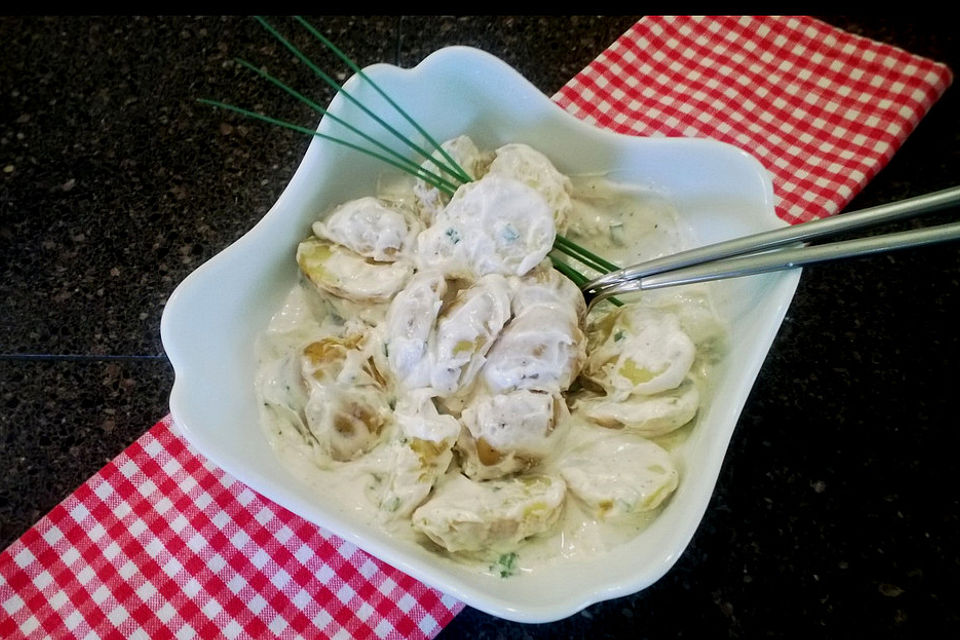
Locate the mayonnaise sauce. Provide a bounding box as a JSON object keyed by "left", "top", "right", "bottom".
{"left": 255, "top": 149, "right": 725, "bottom": 579}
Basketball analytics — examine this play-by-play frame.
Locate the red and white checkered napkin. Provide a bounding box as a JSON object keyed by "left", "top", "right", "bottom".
{"left": 0, "top": 417, "right": 461, "bottom": 639}
{"left": 0, "top": 15, "right": 952, "bottom": 640}
{"left": 555, "top": 15, "right": 952, "bottom": 223}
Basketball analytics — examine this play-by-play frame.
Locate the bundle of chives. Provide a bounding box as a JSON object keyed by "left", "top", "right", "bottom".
{"left": 200, "top": 15, "right": 624, "bottom": 302}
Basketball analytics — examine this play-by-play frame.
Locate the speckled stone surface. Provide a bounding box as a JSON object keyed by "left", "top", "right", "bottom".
{"left": 0, "top": 357, "right": 173, "bottom": 545}
{"left": 1, "top": 15, "right": 957, "bottom": 638}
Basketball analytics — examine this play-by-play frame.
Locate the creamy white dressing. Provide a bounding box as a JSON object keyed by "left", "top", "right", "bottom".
{"left": 254, "top": 142, "right": 725, "bottom": 579}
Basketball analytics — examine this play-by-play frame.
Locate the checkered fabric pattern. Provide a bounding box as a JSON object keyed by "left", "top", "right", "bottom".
{"left": 0, "top": 417, "right": 461, "bottom": 639}
{"left": 555, "top": 15, "right": 952, "bottom": 223}
{"left": 0, "top": 16, "right": 952, "bottom": 640}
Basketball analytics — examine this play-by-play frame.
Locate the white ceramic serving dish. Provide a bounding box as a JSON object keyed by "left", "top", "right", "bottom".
{"left": 161, "top": 46, "right": 800, "bottom": 623}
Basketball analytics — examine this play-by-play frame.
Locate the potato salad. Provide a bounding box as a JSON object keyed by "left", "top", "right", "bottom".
{"left": 255, "top": 136, "right": 725, "bottom": 576}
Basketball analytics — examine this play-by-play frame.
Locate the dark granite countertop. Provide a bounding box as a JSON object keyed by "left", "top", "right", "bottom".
{"left": 1, "top": 16, "right": 957, "bottom": 638}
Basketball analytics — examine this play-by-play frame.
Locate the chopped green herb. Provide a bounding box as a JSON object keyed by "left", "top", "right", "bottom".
{"left": 491, "top": 552, "right": 519, "bottom": 578}
{"left": 445, "top": 227, "right": 461, "bottom": 244}
{"left": 614, "top": 330, "right": 625, "bottom": 342}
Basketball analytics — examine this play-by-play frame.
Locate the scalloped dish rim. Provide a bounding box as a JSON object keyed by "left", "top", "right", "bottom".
{"left": 161, "top": 46, "right": 800, "bottom": 622}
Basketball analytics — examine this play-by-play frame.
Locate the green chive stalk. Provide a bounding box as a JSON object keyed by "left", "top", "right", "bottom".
{"left": 293, "top": 15, "right": 473, "bottom": 185}
{"left": 254, "top": 16, "right": 468, "bottom": 184}
{"left": 197, "top": 99, "right": 455, "bottom": 196}
{"left": 233, "top": 58, "right": 460, "bottom": 194}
